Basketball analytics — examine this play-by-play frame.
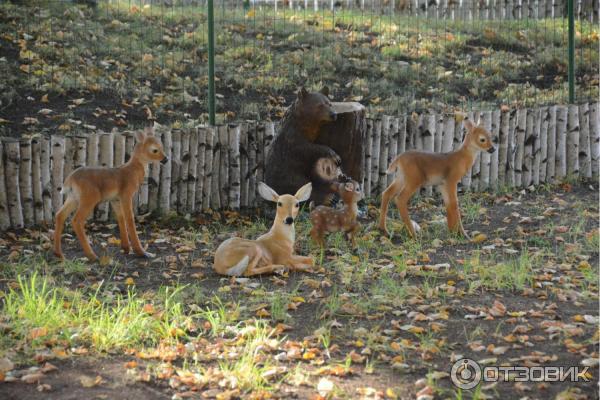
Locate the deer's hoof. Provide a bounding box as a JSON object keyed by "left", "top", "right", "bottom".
{"left": 135, "top": 250, "right": 155, "bottom": 259}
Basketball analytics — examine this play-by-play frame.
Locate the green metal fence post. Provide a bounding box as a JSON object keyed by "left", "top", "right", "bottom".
{"left": 567, "top": 0, "right": 575, "bottom": 103}
{"left": 207, "top": 0, "right": 216, "bottom": 125}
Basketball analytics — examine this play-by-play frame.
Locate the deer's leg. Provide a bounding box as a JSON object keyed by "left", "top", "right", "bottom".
{"left": 378, "top": 179, "right": 402, "bottom": 235}
{"left": 394, "top": 184, "right": 419, "bottom": 238}
{"left": 120, "top": 196, "right": 148, "bottom": 257}
{"left": 71, "top": 197, "right": 100, "bottom": 261}
{"left": 110, "top": 200, "right": 130, "bottom": 254}
{"left": 310, "top": 226, "right": 326, "bottom": 248}
{"left": 53, "top": 196, "right": 78, "bottom": 259}
{"left": 441, "top": 183, "right": 470, "bottom": 239}
{"left": 246, "top": 264, "right": 287, "bottom": 276}
{"left": 347, "top": 223, "right": 360, "bottom": 248}
{"left": 289, "top": 254, "right": 314, "bottom": 272}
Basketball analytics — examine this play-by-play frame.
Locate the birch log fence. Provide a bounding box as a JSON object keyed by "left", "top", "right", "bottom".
{"left": 0, "top": 102, "right": 598, "bottom": 230}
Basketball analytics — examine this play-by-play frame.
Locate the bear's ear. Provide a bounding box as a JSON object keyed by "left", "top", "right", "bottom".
{"left": 320, "top": 86, "right": 330, "bottom": 97}
{"left": 297, "top": 87, "right": 308, "bottom": 100}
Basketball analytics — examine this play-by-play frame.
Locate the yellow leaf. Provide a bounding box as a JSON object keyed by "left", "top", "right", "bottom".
{"left": 107, "top": 236, "right": 121, "bottom": 246}
{"left": 142, "top": 53, "right": 154, "bottom": 63}
{"left": 28, "top": 327, "right": 49, "bottom": 340}
{"left": 98, "top": 255, "right": 113, "bottom": 267}
{"left": 19, "top": 64, "right": 30, "bottom": 73}
{"left": 125, "top": 277, "right": 135, "bottom": 285}
{"left": 256, "top": 308, "right": 270, "bottom": 318}
{"left": 472, "top": 233, "right": 488, "bottom": 244}
{"left": 246, "top": 9, "right": 255, "bottom": 18}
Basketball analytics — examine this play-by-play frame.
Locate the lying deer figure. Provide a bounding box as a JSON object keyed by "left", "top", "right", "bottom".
{"left": 213, "top": 182, "right": 314, "bottom": 276}
{"left": 53, "top": 126, "right": 167, "bottom": 261}
{"left": 310, "top": 179, "right": 363, "bottom": 248}
{"left": 379, "top": 117, "right": 495, "bottom": 239}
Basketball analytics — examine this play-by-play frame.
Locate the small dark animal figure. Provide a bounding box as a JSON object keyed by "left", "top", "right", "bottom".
{"left": 310, "top": 180, "right": 363, "bottom": 248}
{"left": 265, "top": 87, "right": 342, "bottom": 205}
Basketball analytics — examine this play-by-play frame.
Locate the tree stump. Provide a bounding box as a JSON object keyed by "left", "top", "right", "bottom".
{"left": 314, "top": 101, "right": 366, "bottom": 186}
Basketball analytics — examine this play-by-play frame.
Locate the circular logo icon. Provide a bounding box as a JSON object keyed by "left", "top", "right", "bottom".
{"left": 451, "top": 358, "right": 482, "bottom": 390}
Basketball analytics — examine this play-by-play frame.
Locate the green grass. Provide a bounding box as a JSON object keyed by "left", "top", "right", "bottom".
{"left": 2, "top": 273, "right": 192, "bottom": 352}
{"left": 461, "top": 251, "right": 535, "bottom": 291}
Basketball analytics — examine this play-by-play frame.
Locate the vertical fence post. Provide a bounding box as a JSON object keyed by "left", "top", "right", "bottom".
{"left": 208, "top": 0, "right": 216, "bottom": 125}
{"left": 567, "top": 0, "right": 575, "bottom": 103}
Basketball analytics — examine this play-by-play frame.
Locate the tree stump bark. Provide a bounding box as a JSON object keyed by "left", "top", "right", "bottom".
{"left": 314, "top": 102, "right": 366, "bottom": 185}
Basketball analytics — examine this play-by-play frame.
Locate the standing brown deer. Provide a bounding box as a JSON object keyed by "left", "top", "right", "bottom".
{"left": 53, "top": 126, "right": 167, "bottom": 261}
{"left": 378, "top": 118, "right": 495, "bottom": 239}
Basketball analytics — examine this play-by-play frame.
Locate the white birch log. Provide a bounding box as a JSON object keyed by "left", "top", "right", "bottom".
{"left": 0, "top": 141, "right": 10, "bottom": 230}
{"left": 50, "top": 136, "right": 65, "bottom": 220}
{"left": 378, "top": 116, "right": 390, "bottom": 195}
{"left": 590, "top": 102, "right": 600, "bottom": 178}
{"left": 228, "top": 124, "right": 241, "bottom": 209}
{"left": 5, "top": 139, "right": 23, "bottom": 228}
{"left": 31, "top": 138, "right": 44, "bottom": 224}
{"left": 479, "top": 111, "right": 492, "bottom": 190}
{"left": 195, "top": 126, "right": 207, "bottom": 211}
{"left": 497, "top": 110, "right": 510, "bottom": 186}
{"left": 523, "top": 110, "right": 535, "bottom": 187}
{"left": 441, "top": 114, "right": 454, "bottom": 154}
{"left": 461, "top": 114, "right": 473, "bottom": 191}
{"left": 566, "top": 104, "right": 580, "bottom": 177}
{"left": 538, "top": 107, "right": 549, "bottom": 184}
{"left": 578, "top": 103, "right": 591, "bottom": 178}
{"left": 210, "top": 127, "right": 221, "bottom": 209}
{"left": 387, "top": 117, "right": 399, "bottom": 187}
{"left": 247, "top": 122, "right": 258, "bottom": 207}
{"left": 555, "top": 105, "right": 568, "bottom": 180}
{"left": 514, "top": 108, "right": 527, "bottom": 187}
{"left": 218, "top": 125, "right": 230, "bottom": 209}
{"left": 41, "top": 136, "right": 52, "bottom": 224}
{"left": 18, "top": 138, "right": 33, "bottom": 226}
{"left": 113, "top": 131, "right": 126, "bottom": 167}
{"left": 397, "top": 115, "right": 407, "bottom": 155}
{"left": 434, "top": 113, "right": 444, "bottom": 153}
{"left": 422, "top": 114, "right": 435, "bottom": 196}
{"left": 97, "top": 132, "right": 114, "bottom": 221}
{"left": 73, "top": 136, "right": 87, "bottom": 171}
{"left": 545, "top": 106, "right": 557, "bottom": 183}
{"left": 489, "top": 110, "right": 500, "bottom": 189}
{"left": 239, "top": 122, "right": 249, "bottom": 207}
{"left": 372, "top": 118, "right": 383, "bottom": 195}
{"left": 179, "top": 129, "right": 190, "bottom": 213}
{"left": 187, "top": 127, "right": 199, "bottom": 213}
{"left": 364, "top": 119, "right": 373, "bottom": 196}
{"left": 530, "top": 108, "right": 542, "bottom": 186}
{"left": 170, "top": 129, "right": 181, "bottom": 210}
{"left": 87, "top": 133, "right": 99, "bottom": 167}
{"left": 202, "top": 127, "right": 215, "bottom": 211}
{"left": 63, "top": 136, "right": 74, "bottom": 180}
{"left": 255, "top": 122, "right": 265, "bottom": 186}
{"left": 157, "top": 124, "right": 172, "bottom": 213}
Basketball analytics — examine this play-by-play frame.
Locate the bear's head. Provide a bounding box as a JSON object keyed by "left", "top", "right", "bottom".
{"left": 293, "top": 87, "right": 337, "bottom": 124}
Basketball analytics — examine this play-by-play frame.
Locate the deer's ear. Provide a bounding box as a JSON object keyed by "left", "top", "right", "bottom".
{"left": 135, "top": 130, "right": 146, "bottom": 142}
{"left": 257, "top": 182, "right": 279, "bottom": 202}
{"left": 294, "top": 182, "right": 312, "bottom": 202}
{"left": 463, "top": 119, "right": 475, "bottom": 131}
{"left": 297, "top": 87, "right": 308, "bottom": 100}
{"left": 320, "top": 86, "right": 330, "bottom": 97}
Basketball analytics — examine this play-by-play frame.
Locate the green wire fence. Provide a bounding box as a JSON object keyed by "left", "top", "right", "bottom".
{"left": 0, "top": 0, "right": 597, "bottom": 134}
